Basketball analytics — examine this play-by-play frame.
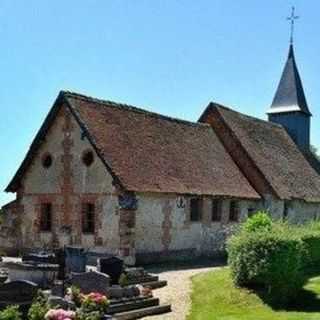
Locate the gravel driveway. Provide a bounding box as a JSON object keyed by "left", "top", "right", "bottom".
{"left": 143, "top": 262, "right": 222, "bottom": 320}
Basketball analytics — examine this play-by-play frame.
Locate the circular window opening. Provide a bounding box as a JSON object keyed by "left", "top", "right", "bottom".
{"left": 82, "top": 150, "right": 94, "bottom": 167}
{"left": 42, "top": 153, "right": 53, "bottom": 168}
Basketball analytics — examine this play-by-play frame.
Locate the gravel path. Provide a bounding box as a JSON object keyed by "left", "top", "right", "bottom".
{"left": 143, "top": 264, "right": 221, "bottom": 320}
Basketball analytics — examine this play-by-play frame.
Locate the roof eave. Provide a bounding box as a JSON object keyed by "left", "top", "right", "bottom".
{"left": 267, "top": 105, "right": 312, "bottom": 116}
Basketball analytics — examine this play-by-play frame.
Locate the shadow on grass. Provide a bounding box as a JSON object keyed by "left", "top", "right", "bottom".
{"left": 250, "top": 282, "right": 320, "bottom": 313}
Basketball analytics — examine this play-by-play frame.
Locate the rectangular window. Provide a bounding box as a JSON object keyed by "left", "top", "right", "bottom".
{"left": 212, "top": 199, "right": 222, "bottom": 222}
{"left": 40, "top": 203, "right": 52, "bottom": 232}
{"left": 229, "top": 201, "right": 240, "bottom": 222}
{"left": 190, "top": 198, "right": 202, "bottom": 222}
{"left": 82, "top": 203, "right": 95, "bottom": 233}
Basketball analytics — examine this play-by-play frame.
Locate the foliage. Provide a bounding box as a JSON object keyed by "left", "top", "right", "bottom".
{"left": 243, "top": 211, "right": 272, "bottom": 232}
{"left": 0, "top": 306, "right": 22, "bottom": 320}
{"left": 227, "top": 216, "right": 320, "bottom": 306}
{"left": 227, "top": 215, "right": 309, "bottom": 305}
{"left": 75, "top": 310, "right": 101, "bottom": 320}
{"left": 188, "top": 267, "right": 320, "bottom": 320}
{"left": 80, "top": 292, "right": 109, "bottom": 314}
{"left": 310, "top": 145, "right": 320, "bottom": 162}
{"left": 289, "top": 221, "right": 320, "bottom": 270}
{"left": 119, "top": 273, "right": 129, "bottom": 287}
{"left": 66, "top": 286, "right": 82, "bottom": 307}
{"left": 28, "top": 290, "right": 50, "bottom": 320}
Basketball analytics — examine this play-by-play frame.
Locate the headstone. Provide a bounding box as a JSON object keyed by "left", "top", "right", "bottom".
{"left": 0, "top": 280, "right": 38, "bottom": 307}
{"left": 67, "top": 271, "right": 110, "bottom": 295}
{"left": 22, "top": 252, "right": 57, "bottom": 264}
{"left": 65, "top": 247, "right": 87, "bottom": 273}
{"left": 48, "top": 295, "right": 75, "bottom": 310}
{"left": 98, "top": 257, "right": 123, "bottom": 284}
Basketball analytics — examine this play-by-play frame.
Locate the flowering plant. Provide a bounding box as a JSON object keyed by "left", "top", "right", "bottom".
{"left": 45, "top": 309, "right": 76, "bottom": 320}
{"left": 65, "top": 286, "right": 83, "bottom": 307}
{"left": 80, "top": 293, "right": 109, "bottom": 314}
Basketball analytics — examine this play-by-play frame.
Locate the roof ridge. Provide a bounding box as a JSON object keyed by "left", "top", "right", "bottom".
{"left": 62, "top": 90, "right": 209, "bottom": 129}
{"left": 209, "top": 102, "right": 284, "bottom": 129}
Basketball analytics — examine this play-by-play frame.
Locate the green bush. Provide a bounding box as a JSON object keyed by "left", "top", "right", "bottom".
{"left": 0, "top": 306, "right": 22, "bottom": 320}
{"left": 227, "top": 226, "right": 307, "bottom": 305}
{"left": 292, "top": 221, "right": 320, "bottom": 270}
{"left": 28, "top": 290, "right": 50, "bottom": 320}
{"left": 243, "top": 211, "right": 272, "bottom": 232}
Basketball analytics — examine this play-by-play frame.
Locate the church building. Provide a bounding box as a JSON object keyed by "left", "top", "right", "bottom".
{"left": 2, "top": 43, "right": 320, "bottom": 265}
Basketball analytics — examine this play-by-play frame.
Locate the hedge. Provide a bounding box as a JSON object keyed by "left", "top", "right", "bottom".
{"left": 227, "top": 213, "right": 320, "bottom": 306}
{"left": 227, "top": 229, "right": 307, "bottom": 305}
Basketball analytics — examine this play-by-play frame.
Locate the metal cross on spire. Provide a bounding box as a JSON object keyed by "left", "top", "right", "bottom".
{"left": 287, "top": 6, "right": 299, "bottom": 44}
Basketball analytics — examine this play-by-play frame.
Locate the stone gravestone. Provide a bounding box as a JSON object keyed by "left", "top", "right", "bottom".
{"left": 67, "top": 271, "right": 110, "bottom": 295}
{"left": 0, "top": 280, "right": 38, "bottom": 308}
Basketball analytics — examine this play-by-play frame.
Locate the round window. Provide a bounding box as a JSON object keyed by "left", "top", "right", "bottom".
{"left": 82, "top": 150, "right": 94, "bottom": 167}
{"left": 42, "top": 153, "right": 53, "bottom": 168}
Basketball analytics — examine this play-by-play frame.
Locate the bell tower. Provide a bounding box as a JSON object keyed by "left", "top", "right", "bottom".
{"left": 267, "top": 7, "right": 311, "bottom": 151}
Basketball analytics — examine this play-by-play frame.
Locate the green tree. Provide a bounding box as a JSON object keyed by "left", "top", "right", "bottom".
{"left": 310, "top": 145, "right": 320, "bottom": 161}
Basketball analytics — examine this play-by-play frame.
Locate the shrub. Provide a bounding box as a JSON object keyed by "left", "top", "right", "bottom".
{"left": 292, "top": 221, "right": 320, "bottom": 270}
{"left": 0, "top": 306, "right": 22, "bottom": 320}
{"left": 28, "top": 290, "right": 50, "bottom": 320}
{"left": 227, "top": 227, "right": 307, "bottom": 305}
{"left": 119, "top": 273, "right": 129, "bottom": 287}
{"left": 67, "top": 285, "right": 82, "bottom": 307}
{"left": 243, "top": 211, "right": 272, "bottom": 232}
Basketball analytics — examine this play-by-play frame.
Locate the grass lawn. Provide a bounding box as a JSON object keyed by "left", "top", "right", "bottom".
{"left": 188, "top": 267, "right": 320, "bottom": 320}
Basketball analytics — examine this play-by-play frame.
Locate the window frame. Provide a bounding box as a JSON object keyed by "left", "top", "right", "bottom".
{"left": 40, "top": 203, "right": 52, "bottom": 232}
{"left": 211, "top": 199, "right": 222, "bottom": 222}
{"left": 229, "top": 200, "right": 240, "bottom": 222}
{"left": 190, "top": 198, "right": 203, "bottom": 222}
{"left": 82, "top": 203, "right": 95, "bottom": 234}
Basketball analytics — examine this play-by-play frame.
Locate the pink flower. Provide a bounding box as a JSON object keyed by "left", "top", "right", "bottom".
{"left": 45, "top": 309, "right": 75, "bottom": 320}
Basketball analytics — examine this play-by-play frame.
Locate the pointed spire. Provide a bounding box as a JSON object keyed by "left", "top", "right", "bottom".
{"left": 267, "top": 44, "right": 311, "bottom": 116}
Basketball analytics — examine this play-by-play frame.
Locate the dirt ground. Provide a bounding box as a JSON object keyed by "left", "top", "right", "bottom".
{"left": 143, "top": 261, "right": 222, "bottom": 320}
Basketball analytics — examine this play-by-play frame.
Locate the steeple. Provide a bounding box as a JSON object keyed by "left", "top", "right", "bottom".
{"left": 267, "top": 7, "right": 311, "bottom": 152}
{"left": 267, "top": 44, "right": 311, "bottom": 116}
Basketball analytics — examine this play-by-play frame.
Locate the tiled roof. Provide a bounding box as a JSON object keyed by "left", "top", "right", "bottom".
{"left": 202, "top": 103, "right": 320, "bottom": 202}
{"left": 6, "top": 91, "right": 260, "bottom": 199}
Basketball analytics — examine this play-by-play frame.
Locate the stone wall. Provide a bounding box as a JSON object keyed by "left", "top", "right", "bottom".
{"left": 286, "top": 200, "right": 320, "bottom": 223}
{"left": 0, "top": 202, "right": 21, "bottom": 254}
{"left": 134, "top": 193, "right": 259, "bottom": 263}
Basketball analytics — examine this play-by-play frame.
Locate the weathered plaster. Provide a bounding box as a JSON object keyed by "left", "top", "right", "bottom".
{"left": 2, "top": 106, "right": 120, "bottom": 254}
{"left": 134, "top": 193, "right": 258, "bottom": 262}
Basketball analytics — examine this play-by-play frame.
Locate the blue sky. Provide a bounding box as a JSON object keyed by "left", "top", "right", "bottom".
{"left": 1, "top": 0, "right": 319, "bottom": 206}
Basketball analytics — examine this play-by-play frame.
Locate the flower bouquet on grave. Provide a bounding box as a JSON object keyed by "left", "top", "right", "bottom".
{"left": 74, "top": 292, "right": 109, "bottom": 320}
{"left": 45, "top": 309, "right": 76, "bottom": 320}
{"left": 80, "top": 293, "right": 109, "bottom": 314}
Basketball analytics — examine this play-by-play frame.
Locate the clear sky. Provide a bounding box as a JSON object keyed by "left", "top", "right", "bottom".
{"left": 1, "top": 0, "right": 319, "bottom": 206}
